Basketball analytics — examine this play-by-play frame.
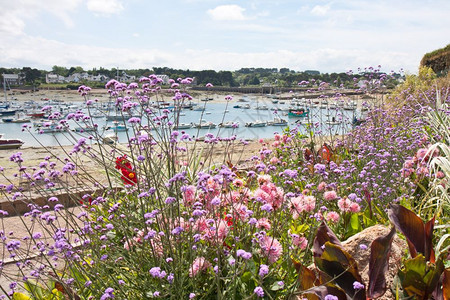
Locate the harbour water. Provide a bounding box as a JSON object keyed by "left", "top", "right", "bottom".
{"left": 0, "top": 98, "right": 363, "bottom": 148}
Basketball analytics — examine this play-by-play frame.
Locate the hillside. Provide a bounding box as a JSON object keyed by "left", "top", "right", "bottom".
{"left": 420, "top": 44, "right": 450, "bottom": 75}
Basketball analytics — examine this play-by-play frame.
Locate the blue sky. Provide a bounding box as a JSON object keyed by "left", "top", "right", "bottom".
{"left": 0, "top": 0, "right": 449, "bottom": 73}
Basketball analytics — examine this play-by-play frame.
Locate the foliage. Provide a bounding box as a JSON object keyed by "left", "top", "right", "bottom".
{"left": 0, "top": 70, "right": 448, "bottom": 299}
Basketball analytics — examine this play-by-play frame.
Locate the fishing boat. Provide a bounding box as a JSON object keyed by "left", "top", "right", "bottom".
{"left": 245, "top": 120, "right": 267, "bottom": 127}
{"left": 0, "top": 108, "right": 18, "bottom": 116}
{"left": 27, "top": 110, "right": 46, "bottom": 118}
{"left": 2, "top": 117, "right": 31, "bottom": 123}
{"left": 0, "top": 135, "right": 24, "bottom": 149}
{"left": 288, "top": 108, "right": 310, "bottom": 118}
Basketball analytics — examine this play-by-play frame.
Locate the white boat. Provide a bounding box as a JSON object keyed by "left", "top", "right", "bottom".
{"left": 0, "top": 134, "right": 24, "bottom": 149}
{"left": 74, "top": 126, "right": 96, "bottom": 132}
{"left": 173, "top": 123, "right": 192, "bottom": 130}
{"left": 103, "top": 134, "right": 118, "bottom": 144}
{"left": 255, "top": 105, "right": 269, "bottom": 110}
{"left": 219, "top": 121, "right": 239, "bottom": 128}
{"left": 194, "top": 121, "right": 217, "bottom": 129}
{"left": 245, "top": 120, "right": 267, "bottom": 127}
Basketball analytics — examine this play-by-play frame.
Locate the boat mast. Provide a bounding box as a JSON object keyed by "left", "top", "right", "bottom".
{"left": 2, "top": 74, "right": 7, "bottom": 102}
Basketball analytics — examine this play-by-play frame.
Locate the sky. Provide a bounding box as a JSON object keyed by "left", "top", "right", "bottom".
{"left": 0, "top": 0, "right": 449, "bottom": 74}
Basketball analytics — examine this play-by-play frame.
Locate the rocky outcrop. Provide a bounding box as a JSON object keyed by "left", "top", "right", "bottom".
{"left": 341, "top": 224, "right": 407, "bottom": 300}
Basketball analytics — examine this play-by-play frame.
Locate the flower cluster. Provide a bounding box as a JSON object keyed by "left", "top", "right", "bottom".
{"left": 115, "top": 155, "right": 137, "bottom": 185}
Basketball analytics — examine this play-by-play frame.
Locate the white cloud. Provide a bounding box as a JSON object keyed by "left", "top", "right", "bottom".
{"left": 132, "top": 33, "right": 140, "bottom": 38}
{"left": 86, "top": 0, "right": 124, "bottom": 16}
{"left": 0, "top": 0, "right": 83, "bottom": 35}
{"left": 310, "top": 4, "right": 331, "bottom": 16}
{"left": 207, "top": 5, "right": 247, "bottom": 21}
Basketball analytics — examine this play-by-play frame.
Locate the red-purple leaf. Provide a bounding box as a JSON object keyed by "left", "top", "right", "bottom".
{"left": 443, "top": 269, "right": 450, "bottom": 300}
{"left": 424, "top": 216, "right": 436, "bottom": 263}
{"left": 303, "top": 284, "right": 349, "bottom": 300}
{"left": 313, "top": 221, "right": 342, "bottom": 257}
{"left": 368, "top": 226, "right": 396, "bottom": 298}
{"left": 315, "top": 242, "right": 366, "bottom": 300}
{"left": 388, "top": 204, "right": 425, "bottom": 255}
{"left": 293, "top": 260, "right": 320, "bottom": 300}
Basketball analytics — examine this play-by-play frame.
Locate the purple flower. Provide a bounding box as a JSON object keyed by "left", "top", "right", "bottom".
{"left": 189, "top": 293, "right": 196, "bottom": 299}
{"left": 254, "top": 286, "right": 264, "bottom": 298}
{"left": 128, "top": 117, "right": 141, "bottom": 124}
{"left": 324, "top": 295, "right": 338, "bottom": 300}
{"left": 353, "top": 281, "right": 364, "bottom": 290}
{"left": 259, "top": 264, "right": 269, "bottom": 277}
{"left": 149, "top": 267, "right": 161, "bottom": 278}
{"left": 100, "top": 287, "right": 114, "bottom": 300}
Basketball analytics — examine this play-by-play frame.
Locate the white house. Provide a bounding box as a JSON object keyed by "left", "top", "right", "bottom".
{"left": 45, "top": 73, "right": 66, "bottom": 83}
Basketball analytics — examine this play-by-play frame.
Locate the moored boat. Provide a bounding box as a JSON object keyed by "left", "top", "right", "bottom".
{"left": 245, "top": 120, "right": 267, "bottom": 127}
{"left": 288, "top": 108, "right": 309, "bottom": 118}
{"left": 173, "top": 123, "right": 192, "bottom": 130}
{"left": 0, "top": 137, "right": 24, "bottom": 149}
{"left": 194, "top": 121, "right": 217, "bottom": 129}
{"left": 269, "top": 117, "right": 288, "bottom": 126}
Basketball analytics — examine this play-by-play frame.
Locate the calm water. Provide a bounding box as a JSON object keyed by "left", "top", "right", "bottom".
{"left": 0, "top": 100, "right": 359, "bottom": 148}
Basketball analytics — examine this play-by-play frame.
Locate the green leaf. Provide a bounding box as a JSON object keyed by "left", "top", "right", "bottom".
{"left": 270, "top": 281, "right": 284, "bottom": 291}
{"left": 24, "top": 280, "right": 45, "bottom": 299}
{"left": 12, "top": 293, "right": 32, "bottom": 300}
{"left": 398, "top": 255, "right": 427, "bottom": 297}
{"left": 347, "top": 213, "right": 363, "bottom": 237}
{"left": 241, "top": 271, "right": 252, "bottom": 282}
{"left": 397, "top": 254, "right": 444, "bottom": 298}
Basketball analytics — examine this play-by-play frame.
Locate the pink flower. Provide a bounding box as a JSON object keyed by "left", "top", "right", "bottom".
{"left": 189, "top": 257, "right": 211, "bottom": 277}
{"left": 256, "top": 218, "right": 271, "bottom": 230}
{"left": 272, "top": 141, "right": 281, "bottom": 148}
{"left": 254, "top": 182, "right": 285, "bottom": 209}
{"left": 270, "top": 157, "right": 280, "bottom": 165}
{"left": 274, "top": 134, "right": 281, "bottom": 141}
{"left": 338, "top": 197, "right": 352, "bottom": 212}
{"left": 289, "top": 195, "right": 316, "bottom": 219}
{"left": 232, "top": 203, "right": 249, "bottom": 221}
{"left": 233, "top": 178, "right": 244, "bottom": 187}
{"left": 205, "top": 219, "right": 229, "bottom": 243}
{"left": 260, "top": 236, "right": 283, "bottom": 264}
{"left": 349, "top": 202, "right": 361, "bottom": 213}
{"left": 317, "top": 181, "right": 327, "bottom": 192}
{"left": 257, "top": 175, "right": 272, "bottom": 185}
{"left": 324, "top": 190, "right": 338, "bottom": 201}
{"left": 182, "top": 185, "right": 196, "bottom": 206}
{"left": 326, "top": 211, "right": 340, "bottom": 223}
{"left": 291, "top": 234, "right": 308, "bottom": 250}
{"left": 416, "top": 148, "right": 428, "bottom": 161}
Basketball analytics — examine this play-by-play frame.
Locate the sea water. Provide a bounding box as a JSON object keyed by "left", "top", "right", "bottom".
{"left": 0, "top": 101, "right": 358, "bottom": 147}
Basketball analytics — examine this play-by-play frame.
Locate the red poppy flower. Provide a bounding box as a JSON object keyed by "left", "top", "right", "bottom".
{"left": 115, "top": 155, "right": 137, "bottom": 185}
